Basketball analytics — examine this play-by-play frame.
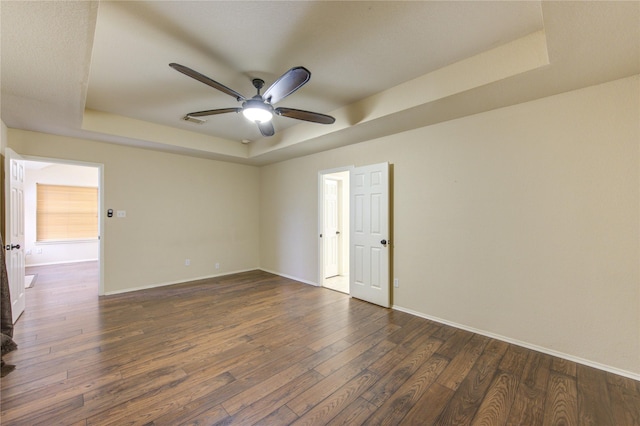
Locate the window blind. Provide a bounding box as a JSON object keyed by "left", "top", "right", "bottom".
{"left": 36, "top": 184, "right": 98, "bottom": 241}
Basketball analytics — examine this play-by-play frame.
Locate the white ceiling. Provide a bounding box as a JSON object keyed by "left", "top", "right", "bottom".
{"left": 1, "top": 1, "right": 639, "bottom": 166}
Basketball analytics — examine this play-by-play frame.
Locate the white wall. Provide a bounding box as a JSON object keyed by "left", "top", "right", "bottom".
{"left": 23, "top": 162, "right": 99, "bottom": 266}
{"left": 259, "top": 75, "right": 640, "bottom": 377}
{"left": 8, "top": 132, "right": 261, "bottom": 294}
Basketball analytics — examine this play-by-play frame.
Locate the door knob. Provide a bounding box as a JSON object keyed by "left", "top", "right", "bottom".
{"left": 381, "top": 239, "right": 387, "bottom": 246}
{"left": 10, "top": 244, "right": 20, "bottom": 250}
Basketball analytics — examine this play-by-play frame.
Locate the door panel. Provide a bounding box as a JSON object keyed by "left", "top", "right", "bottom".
{"left": 371, "top": 193, "right": 381, "bottom": 234}
{"left": 354, "top": 245, "right": 364, "bottom": 285}
{"left": 371, "top": 247, "right": 381, "bottom": 289}
{"left": 354, "top": 194, "right": 364, "bottom": 232}
{"left": 350, "top": 162, "right": 390, "bottom": 308}
{"left": 5, "top": 148, "right": 26, "bottom": 323}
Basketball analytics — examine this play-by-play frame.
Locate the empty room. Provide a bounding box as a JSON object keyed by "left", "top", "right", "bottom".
{"left": 1, "top": 1, "right": 639, "bottom": 425}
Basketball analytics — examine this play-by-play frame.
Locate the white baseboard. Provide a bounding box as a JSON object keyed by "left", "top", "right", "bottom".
{"left": 26, "top": 259, "right": 98, "bottom": 267}
{"left": 392, "top": 304, "right": 640, "bottom": 382}
{"left": 259, "top": 268, "right": 319, "bottom": 287}
{"left": 103, "top": 268, "right": 257, "bottom": 296}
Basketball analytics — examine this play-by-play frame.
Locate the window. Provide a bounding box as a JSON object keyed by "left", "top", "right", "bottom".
{"left": 36, "top": 184, "right": 98, "bottom": 241}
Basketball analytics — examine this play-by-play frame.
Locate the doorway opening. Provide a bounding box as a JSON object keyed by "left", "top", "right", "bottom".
{"left": 318, "top": 168, "right": 351, "bottom": 294}
{"left": 22, "top": 157, "right": 104, "bottom": 296}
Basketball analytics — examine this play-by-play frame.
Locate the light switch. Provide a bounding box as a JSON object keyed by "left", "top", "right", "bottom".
{"left": 117, "top": 210, "right": 126, "bottom": 218}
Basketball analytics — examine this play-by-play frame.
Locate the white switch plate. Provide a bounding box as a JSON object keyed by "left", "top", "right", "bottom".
{"left": 117, "top": 210, "right": 126, "bottom": 218}
{"left": 185, "top": 259, "right": 191, "bottom": 266}
{"left": 394, "top": 278, "right": 399, "bottom": 288}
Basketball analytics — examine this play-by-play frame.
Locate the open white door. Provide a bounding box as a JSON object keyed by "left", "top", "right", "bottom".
{"left": 5, "top": 148, "right": 26, "bottom": 323}
{"left": 350, "top": 162, "right": 390, "bottom": 308}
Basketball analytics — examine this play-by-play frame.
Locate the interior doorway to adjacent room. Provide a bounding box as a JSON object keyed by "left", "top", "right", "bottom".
{"left": 22, "top": 157, "right": 103, "bottom": 296}
{"left": 319, "top": 168, "right": 350, "bottom": 293}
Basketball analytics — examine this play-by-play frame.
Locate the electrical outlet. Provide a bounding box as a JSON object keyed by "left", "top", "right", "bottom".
{"left": 215, "top": 263, "right": 220, "bottom": 269}
{"left": 185, "top": 259, "right": 191, "bottom": 266}
{"left": 26, "top": 249, "right": 32, "bottom": 255}
{"left": 36, "top": 248, "right": 43, "bottom": 254}
{"left": 117, "top": 210, "right": 126, "bottom": 218}
{"left": 394, "top": 278, "right": 399, "bottom": 288}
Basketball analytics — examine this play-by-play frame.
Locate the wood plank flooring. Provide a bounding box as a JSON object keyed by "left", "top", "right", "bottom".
{"left": 1, "top": 262, "right": 639, "bottom": 425}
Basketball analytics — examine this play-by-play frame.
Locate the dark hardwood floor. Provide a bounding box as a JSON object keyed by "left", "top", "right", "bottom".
{"left": 1, "top": 263, "right": 639, "bottom": 425}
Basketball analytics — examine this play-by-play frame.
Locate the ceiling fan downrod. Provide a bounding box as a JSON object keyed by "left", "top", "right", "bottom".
{"left": 252, "top": 78, "right": 265, "bottom": 96}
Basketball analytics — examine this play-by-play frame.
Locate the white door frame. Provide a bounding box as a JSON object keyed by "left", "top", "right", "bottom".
{"left": 317, "top": 166, "right": 353, "bottom": 288}
{"left": 21, "top": 155, "right": 105, "bottom": 296}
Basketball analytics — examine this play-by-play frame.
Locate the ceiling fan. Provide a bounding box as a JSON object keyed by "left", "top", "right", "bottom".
{"left": 169, "top": 63, "right": 335, "bottom": 137}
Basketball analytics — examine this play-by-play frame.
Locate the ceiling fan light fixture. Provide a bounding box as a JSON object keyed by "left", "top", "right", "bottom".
{"left": 243, "top": 107, "right": 272, "bottom": 123}
{"left": 242, "top": 99, "right": 273, "bottom": 123}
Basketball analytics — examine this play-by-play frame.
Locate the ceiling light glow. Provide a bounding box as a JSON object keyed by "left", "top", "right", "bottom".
{"left": 243, "top": 107, "right": 272, "bottom": 123}
{"left": 242, "top": 100, "right": 273, "bottom": 123}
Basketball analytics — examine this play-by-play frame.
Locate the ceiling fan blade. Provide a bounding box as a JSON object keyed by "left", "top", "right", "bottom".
{"left": 262, "top": 66, "right": 311, "bottom": 105}
{"left": 170, "top": 63, "right": 246, "bottom": 101}
{"left": 185, "top": 107, "right": 241, "bottom": 118}
{"left": 257, "top": 121, "right": 275, "bottom": 137}
{"left": 275, "top": 107, "right": 335, "bottom": 124}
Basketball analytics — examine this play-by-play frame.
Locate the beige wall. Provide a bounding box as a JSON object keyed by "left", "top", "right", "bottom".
{"left": 259, "top": 75, "right": 640, "bottom": 376}
{"left": 7, "top": 131, "right": 260, "bottom": 294}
